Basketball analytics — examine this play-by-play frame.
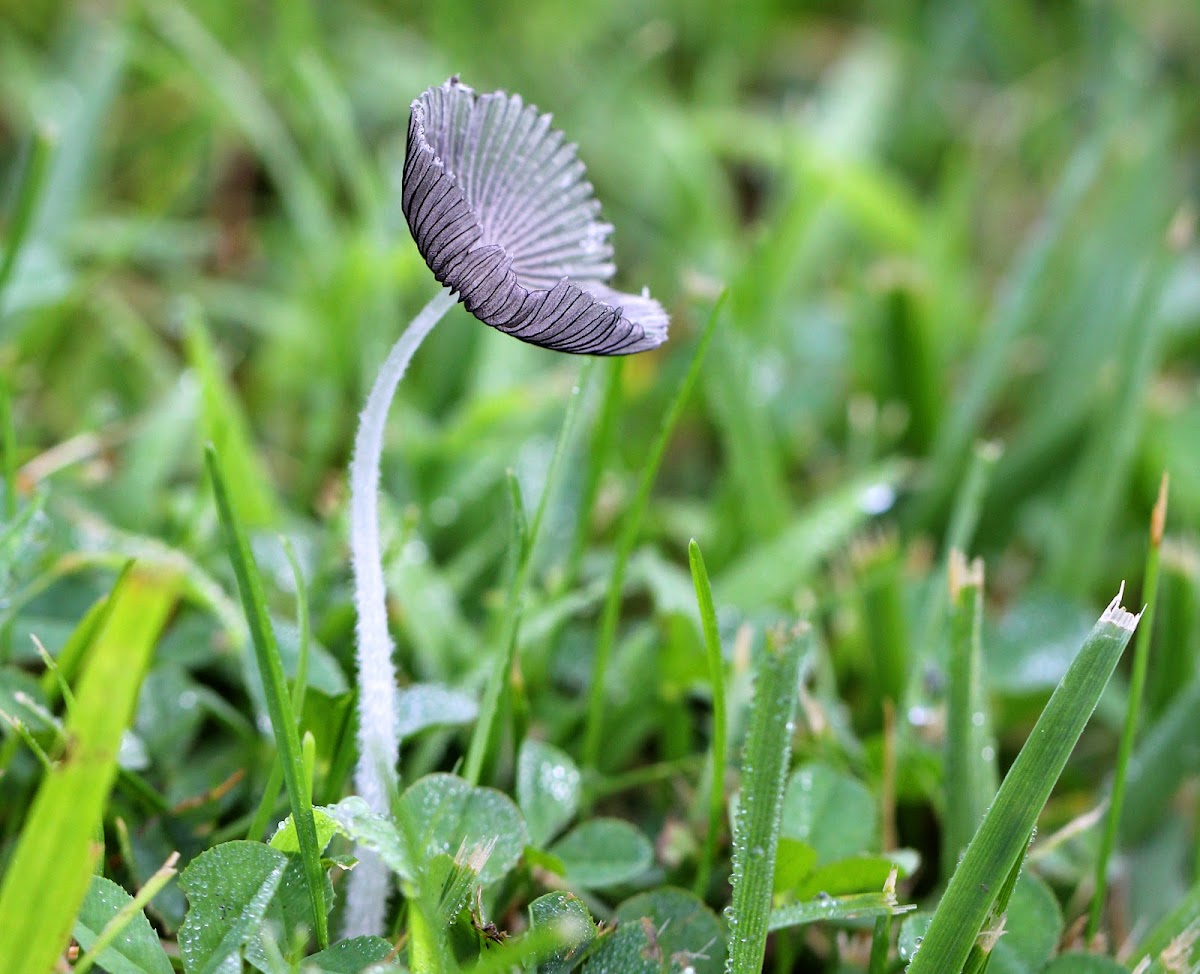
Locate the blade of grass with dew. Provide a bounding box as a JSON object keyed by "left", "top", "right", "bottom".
{"left": 769, "top": 890, "right": 911, "bottom": 933}
{"left": 960, "top": 842, "right": 1028, "bottom": 974}
{"left": 0, "top": 569, "right": 178, "bottom": 974}
{"left": 942, "top": 552, "right": 997, "bottom": 885}
{"left": 727, "top": 623, "right": 809, "bottom": 974}
{"left": 582, "top": 293, "right": 724, "bottom": 771}
{"left": 246, "top": 534, "right": 313, "bottom": 841}
{"left": 205, "top": 444, "right": 328, "bottom": 949}
{"left": 1088, "top": 473, "right": 1169, "bottom": 940}
{"left": 689, "top": 539, "right": 727, "bottom": 899}
{"left": 906, "top": 588, "right": 1140, "bottom": 974}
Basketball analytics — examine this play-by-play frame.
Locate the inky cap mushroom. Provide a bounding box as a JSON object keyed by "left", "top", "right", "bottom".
{"left": 402, "top": 77, "right": 669, "bottom": 355}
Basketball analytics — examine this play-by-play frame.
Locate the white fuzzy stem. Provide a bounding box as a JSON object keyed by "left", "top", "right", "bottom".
{"left": 343, "top": 287, "right": 456, "bottom": 937}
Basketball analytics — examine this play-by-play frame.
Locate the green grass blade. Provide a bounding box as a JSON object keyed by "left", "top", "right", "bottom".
{"left": 185, "top": 300, "right": 277, "bottom": 527}
{"left": 702, "top": 333, "right": 791, "bottom": 540}
{"left": 714, "top": 459, "right": 910, "bottom": 608}
{"left": 0, "top": 371, "right": 17, "bottom": 525}
{"left": 1047, "top": 252, "right": 1172, "bottom": 594}
{"left": 0, "top": 570, "right": 178, "bottom": 974}
{"left": 1144, "top": 541, "right": 1197, "bottom": 719}
{"left": 911, "top": 441, "right": 1002, "bottom": 685}
{"left": 290, "top": 50, "right": 380, "bottom": 220}
{"left": 943, "top": 442, "right": 1004, "bottom": 558}
{"left": 582, "top": 293, "right": 724, "bottom": 771}
{"left": 688, "top": 539, "right": 728, "bottom": 899}
{"left": 960, "top": 842, "right": 1026, "bottom": 974}
{"left": 0, "top": 369, "right": 20, "bottom": 662}
{"left": 31, "top": 635, "right": 75, "bottom": 714}
{"left": 907, "top": 589, "right": 1140, "bottom": 974}
{"left": 1130, "top": 874, "right": 1200, "bottom": 968}
{"left": 727, "top": 623, "right": 809, "bottom": 974}
{"left": 280, "top": 533, "right": 313, "bottom": 718}
{"left": 463, "top": 470, "right": 527, "bottom": 785}
{"left": 204, "top": 444, "right": 328, "bottom": 949}
{"left": 464, "top": 359, "right": 595, "bottom": 786}
{"left": 143, "top": 0, "right": 332, "bottom": 255}
{"left": 245, "top": 534, "right": 312, "bottom": 841}
{"left": 854, "top": 534, "right": 909, "bottom": 728}
{"left": 1119, "top": 671, "right": 1200, "bottom": 846}
{"left": 917, "top": 138, "right": 1106, "bottom": 524}
{"left": 867, "top": 873, "right": 898, "bottom": 974}
{"left": 0, "top": 708, "right": 53, "bottom": 772}
{"left": 768, "top": 890, "right": 910, "bottom": 933}
{"left": 1088, "top": 474, "right": 1168, "bottom": 939}
{"left": 0, "top": 127, "right": 55, "bottom": 301}
{"left": 565, "top": 358, "right": 622, "bottom": 591}
{"left": 942, "top": 552, "right": 996, "bottom": 884}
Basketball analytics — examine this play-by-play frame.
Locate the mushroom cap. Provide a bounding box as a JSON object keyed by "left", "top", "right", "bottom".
{"left": 403, "top": 78, "right": 668, "bottom": 356}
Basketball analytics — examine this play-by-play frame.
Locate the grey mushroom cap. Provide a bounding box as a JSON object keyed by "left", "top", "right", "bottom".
{"left": 402, "top": 78, "right": 669, "bottom": 356}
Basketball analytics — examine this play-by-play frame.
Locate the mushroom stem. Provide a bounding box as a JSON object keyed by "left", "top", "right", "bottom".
{"left": 344, "top": 285, "right": 456, "bottom": 937}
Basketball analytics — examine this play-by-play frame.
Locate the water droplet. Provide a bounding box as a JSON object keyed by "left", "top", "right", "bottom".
{"left": 860, "top": 483, "right": 896, "bottom": 515}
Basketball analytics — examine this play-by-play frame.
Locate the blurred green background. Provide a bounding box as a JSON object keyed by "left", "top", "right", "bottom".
{"left": 2, "top": 0, "right": 1200, "bottom": 958}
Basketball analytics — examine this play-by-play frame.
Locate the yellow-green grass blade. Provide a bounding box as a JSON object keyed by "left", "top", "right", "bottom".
{"left": 0, "top": 570, "right": 178, "bottom": 974}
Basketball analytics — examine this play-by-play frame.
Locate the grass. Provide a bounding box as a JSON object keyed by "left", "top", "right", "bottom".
{"left": 2, "top": 1, "right": 1199, "bottom": 971}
